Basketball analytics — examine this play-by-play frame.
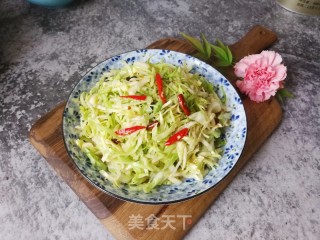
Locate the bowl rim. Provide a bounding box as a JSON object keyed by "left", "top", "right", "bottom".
{"left": 62, "top": 48, "right": 248, "bottom": 205}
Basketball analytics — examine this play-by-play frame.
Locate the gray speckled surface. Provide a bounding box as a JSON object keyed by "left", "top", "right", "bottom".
{"left": 0, "top": 0, "right": 319, "bottom": 239}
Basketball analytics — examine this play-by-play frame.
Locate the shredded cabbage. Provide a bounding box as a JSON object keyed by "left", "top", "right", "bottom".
{"left": 76, "top": 61, "right": 230, "bottom": 193}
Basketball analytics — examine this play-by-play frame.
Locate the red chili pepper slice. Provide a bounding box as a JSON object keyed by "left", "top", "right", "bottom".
{"left": 155, "top": 73, "right": 167, "bottom": 104}
{"left": 177, "top": 94, "right": 191, "bottom": 116}
{"left": 146, "top": 120, "right": 159, "bottom": 130}
{"left": 165, "top": 128, "right": 189, "bottom": 146}
{"left": 115, "top": 126, "right": 146, "bottom": 136}
{"left": 120, "top": 95, "right": 147, "bottom": 100}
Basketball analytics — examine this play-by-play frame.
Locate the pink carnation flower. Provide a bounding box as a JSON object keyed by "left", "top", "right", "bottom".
{"left": 234, "top": 50, "right": 287, "bottom": 102}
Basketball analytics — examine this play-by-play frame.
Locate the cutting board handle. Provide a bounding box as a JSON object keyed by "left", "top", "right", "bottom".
{"left": 230, "top": 25, "right": 278, "bottom": 61}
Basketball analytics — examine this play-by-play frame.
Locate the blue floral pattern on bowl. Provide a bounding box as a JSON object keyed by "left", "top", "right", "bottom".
{"left": 62, "top": 49, "right": 247, "bottom": 204}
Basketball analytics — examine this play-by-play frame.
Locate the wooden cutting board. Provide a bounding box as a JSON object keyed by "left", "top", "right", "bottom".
{"left": 29, "top": 25, "right": 282, "bottom": 240}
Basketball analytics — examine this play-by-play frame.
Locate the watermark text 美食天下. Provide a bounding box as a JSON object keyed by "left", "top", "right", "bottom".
{"left": 128, "top": 214, "right": 192, "bottom": 230}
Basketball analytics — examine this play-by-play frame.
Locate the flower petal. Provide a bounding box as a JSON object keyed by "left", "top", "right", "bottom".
{"left": 236, "top": 79, "right": 245, "bottom": 90}
{"left": 239, "top": 54, "right": 262, "bottom": 66}
{"left": 272, "top": 65, "right": 287, "bottom": 82}
{"left": 234, "top": 62, "right": 249, "bottom": 78}
{"left": 261, "top": 50, "right": 283, "bottom": 66}
{"left": 249, "top": 91, "right": 266, "bottom": 103}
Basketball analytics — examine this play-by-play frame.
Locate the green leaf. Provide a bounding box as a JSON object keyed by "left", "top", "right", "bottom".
{"left": 216, "top": 39, "right": 228, "bottom": 52}
{"left": 180, "top": 32, "right": 233, "bottom": 66}
{"left": 215, "top": 60, "right": 233, "bottom": 67}
{"left": 276, "top": 88, "right": 294, "bottom": 103}
{"left": 193, "top": 52, "right": 208, "bottom": 61}
{"left": 277, "top": 88, "right": 294, "bottom": 98}
{"left": 216, "top": 39, "right": 233, "bottom": 65}
{"left": 201, "top": 33, "right": 211, "bottom": 59}
{"left": 211, "top": 45, "right": 230, "bottom": 66}
{"left": 276, "top": 93, "right": 283, "bottom": 104}
{"left": 226, "top": 46, "right": 233, "bottom": 64}
{"left": 180, "top": 32, "right": 206, "bottom": 55}
{"left": 211, "top": 45, "right": 228, "bottom": 61}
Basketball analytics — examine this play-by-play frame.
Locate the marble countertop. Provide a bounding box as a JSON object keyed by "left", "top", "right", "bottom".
{"left": 0, "top": 0, "right": 319, "bottom": 239}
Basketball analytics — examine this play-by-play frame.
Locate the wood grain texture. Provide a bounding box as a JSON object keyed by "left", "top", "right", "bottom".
{"left": 29, "top": 25, "right": 281, "bottom": 240}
